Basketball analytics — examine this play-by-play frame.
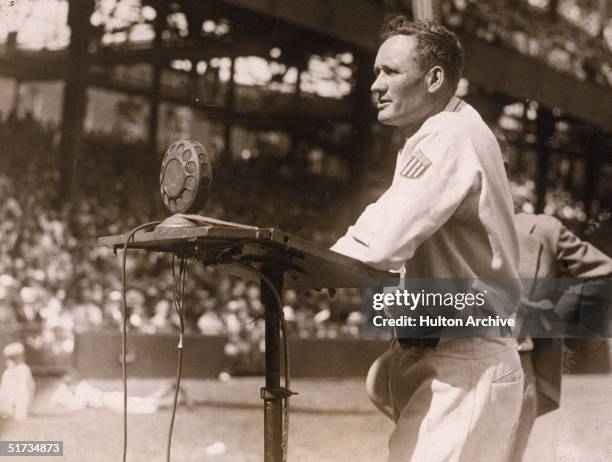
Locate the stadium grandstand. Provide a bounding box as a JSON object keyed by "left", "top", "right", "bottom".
{"left": 0, "top": 0, "right": 610, "bottom": 379}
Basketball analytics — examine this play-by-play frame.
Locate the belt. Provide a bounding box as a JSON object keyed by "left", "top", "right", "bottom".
{"left": 397, "top": 337, "right": 439, "bottom": 348}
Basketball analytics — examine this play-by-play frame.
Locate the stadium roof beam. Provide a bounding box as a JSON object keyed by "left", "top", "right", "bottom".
{"left": 218, "top": 0, "right": 384, "bottom": 52}
{"left": 218, "top": 0, "right": 612, "bottom": 132}
{"left": 5, "top": 1, "right": 610, "bottom": 131}
{"left": 92, "top": 41, "right": 279, "bottom": 66}
{"left": 86, "top": 72, "right": 352, "bottom": 126}
{"left": 181, "top": 0, "right": 360, "bottom": 54}
{"left": 0, "top": 51, "right": 66, "bottom": 80}
{"left": 462, "top": 36, "right": 612, "bottom": 133}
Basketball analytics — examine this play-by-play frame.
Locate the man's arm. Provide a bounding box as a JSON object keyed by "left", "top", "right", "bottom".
{"left": 535, "top": 218, "right": 612, "bottom": 332}
{"left": 331, "top": 127, "right": 481, "bottom": 271}
{"left": 555, "top": 221, "right": 612, "bottom": 278}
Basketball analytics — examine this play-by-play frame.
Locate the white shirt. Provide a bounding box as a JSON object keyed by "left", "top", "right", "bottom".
{"left": 332, "top": 97, "right": 521, "bottom": 314}
{"left": 0, "top": 363, "right": 35, "bottom": 420}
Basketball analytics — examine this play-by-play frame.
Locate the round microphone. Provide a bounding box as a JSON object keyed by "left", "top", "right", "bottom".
{"left": 160, "top": 140, "right": 213, "bottom": 214}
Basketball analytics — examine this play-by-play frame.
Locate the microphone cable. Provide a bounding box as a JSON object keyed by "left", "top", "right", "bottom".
{"left": 167, "top": 255, "right": 188, "bottom": 462}
{"left": 120, "top": 220, "right": 162, "bottom": 462}
{"left": 121, "top": 229, "right": 294, "bottom": 461}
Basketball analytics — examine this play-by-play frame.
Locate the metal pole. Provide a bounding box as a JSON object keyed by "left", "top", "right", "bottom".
{"left": 260, "top": 267, "right": 284, "bottom": 462}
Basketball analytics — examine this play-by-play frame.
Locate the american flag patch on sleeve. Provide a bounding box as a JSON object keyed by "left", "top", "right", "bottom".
{"left": 400, "top": 150, "right": 432, "bottom": 179}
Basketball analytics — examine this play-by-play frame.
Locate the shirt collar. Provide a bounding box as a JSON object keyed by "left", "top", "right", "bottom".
{"left": 442, "top": 96, "right": 464, "bottom": 113}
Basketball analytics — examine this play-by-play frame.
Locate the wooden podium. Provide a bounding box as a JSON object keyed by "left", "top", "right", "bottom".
{"left": 98, "top": 219, "right": 394, "bottom": 462}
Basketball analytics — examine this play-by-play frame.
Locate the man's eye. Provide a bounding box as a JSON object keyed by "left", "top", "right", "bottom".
{"left": 382, "top": 68, "right": 398, "bottom": 76}
{"left": 374, "top": 68, "right": 398, "bottom": 78}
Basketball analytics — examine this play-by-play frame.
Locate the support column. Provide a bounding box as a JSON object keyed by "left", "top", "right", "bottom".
{"left": 549, "top": 0, "right": 559, "bottom": 21}
{"left": 11, "top": 78, "right": 20, "bottom": 116}
{"left": 293, "top": 57, "right": 304, "bottom": 107}
{"left": 148, "top": 1, "right": 167, "bottom": 157}
{"left": 349, "top": 50, "right": 375, "bottom": 214}
{"left": 534, "top": 106, "right": 554, "bottom": 214}
{"left": 598, "top": 0, "right": 608, "bottom": 40}
{"left": 57, "top": 0, "right": 94, "bottom": 207}
{"left": 583, "top": 129, "right": 602, "bottom": 225}
{"left": 411, "top": 0, "right": 436, "bottom": 20}
{"left": 223, "top": 56, "right": 236, "bottom": 160}
{"left": 288, "top": 57, "right": 306, "bottom": 161}
{"left": 149, "top": 65, "right": 161, "bottom": 155}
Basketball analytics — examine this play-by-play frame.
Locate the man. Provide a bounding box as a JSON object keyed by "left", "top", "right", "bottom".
{"left": 49, "top": 375, "right": 193, "bottom": 414}
{"left": 0, "top": 342, "right": 36, "bottom": 420}
{"left": 509, "top": 212, "right": 612, "bottom": 461}
{"left": 330, "top": 17, "right": 523, "bottom": 461}
{"left": 364, "top": 210, "right": 612, "bottom": 461}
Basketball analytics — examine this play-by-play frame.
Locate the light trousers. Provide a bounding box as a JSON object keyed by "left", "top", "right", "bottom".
{"left": 381, "top": 338, "right": 523, "bottom": 462}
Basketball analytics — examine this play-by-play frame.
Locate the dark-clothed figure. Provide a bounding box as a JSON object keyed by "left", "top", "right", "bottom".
{"left": 509, "top": 212, "right": 612, "bottom": 461}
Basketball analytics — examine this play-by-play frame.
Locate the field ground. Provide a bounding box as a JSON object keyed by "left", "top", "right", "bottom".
{"left": 1, "top": 374, "right": 611, "bottom": 462}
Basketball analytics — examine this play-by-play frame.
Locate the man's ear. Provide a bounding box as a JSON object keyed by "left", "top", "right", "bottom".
{"left": 426, "top": 66, "right": 445, "bottom": 93}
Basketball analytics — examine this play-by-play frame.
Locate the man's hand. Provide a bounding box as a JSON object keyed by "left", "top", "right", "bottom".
{"left": 518, "top": 298, "right": 557, "bottom": 332}
{"left": 519, "top": 298, "right": 554, "bottom": 312}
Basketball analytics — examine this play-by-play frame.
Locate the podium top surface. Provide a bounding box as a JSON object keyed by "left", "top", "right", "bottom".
{"left": 97, "top": 220, "right": 395, "bottom": 289}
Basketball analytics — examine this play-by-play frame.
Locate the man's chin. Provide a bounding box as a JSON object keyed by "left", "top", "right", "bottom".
{"left": 377, "top": 113, "right": 397, "bottom": 126}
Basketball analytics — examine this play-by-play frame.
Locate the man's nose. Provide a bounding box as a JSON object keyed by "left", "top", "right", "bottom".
{"left": 371, "top": 74, "right": 385, "bottom": 95}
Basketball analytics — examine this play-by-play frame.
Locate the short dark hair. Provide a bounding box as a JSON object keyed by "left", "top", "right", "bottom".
{"left": 381, "top": 16, "right": 464, "bottom": 89}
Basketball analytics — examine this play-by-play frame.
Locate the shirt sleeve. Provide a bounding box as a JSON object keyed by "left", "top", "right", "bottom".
{"left": 555, "top": 223, "right": 612, "bottom": 278}
{"left": 331, "top": 127, "right": 481, "bottom": 271}
{"left": 553, "top": 225, "right": 612, "bottom": 330}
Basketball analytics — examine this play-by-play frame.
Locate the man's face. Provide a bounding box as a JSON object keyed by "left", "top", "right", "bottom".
{"left": 371, "top": 35, "right": 432, "bottom": 132}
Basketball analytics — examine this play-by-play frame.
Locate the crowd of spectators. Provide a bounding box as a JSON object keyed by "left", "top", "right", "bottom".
{"left": 1, "top": 112, "right": 608, "bottom": 374}
{"left": 2, "top": 2, "right": 611, "bottom": 375}
{"left": 0, "top": 115, "right": 367, "bottom": 374}
{"left": 441, "top": 0, "right": 612, "bottom": 87}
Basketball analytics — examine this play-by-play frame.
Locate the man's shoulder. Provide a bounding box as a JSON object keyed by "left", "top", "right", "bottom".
{"left": 421, "top": 103, "right": 491, "bottom": 142}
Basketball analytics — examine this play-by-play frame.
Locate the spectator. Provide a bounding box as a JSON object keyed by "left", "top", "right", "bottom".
{"left": 0, "top": 342, "right": 36, "bottom": 420}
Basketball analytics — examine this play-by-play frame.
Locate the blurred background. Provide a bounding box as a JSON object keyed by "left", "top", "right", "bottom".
{"left": 0, "top": 1, "right": 611, "bottom": 460}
